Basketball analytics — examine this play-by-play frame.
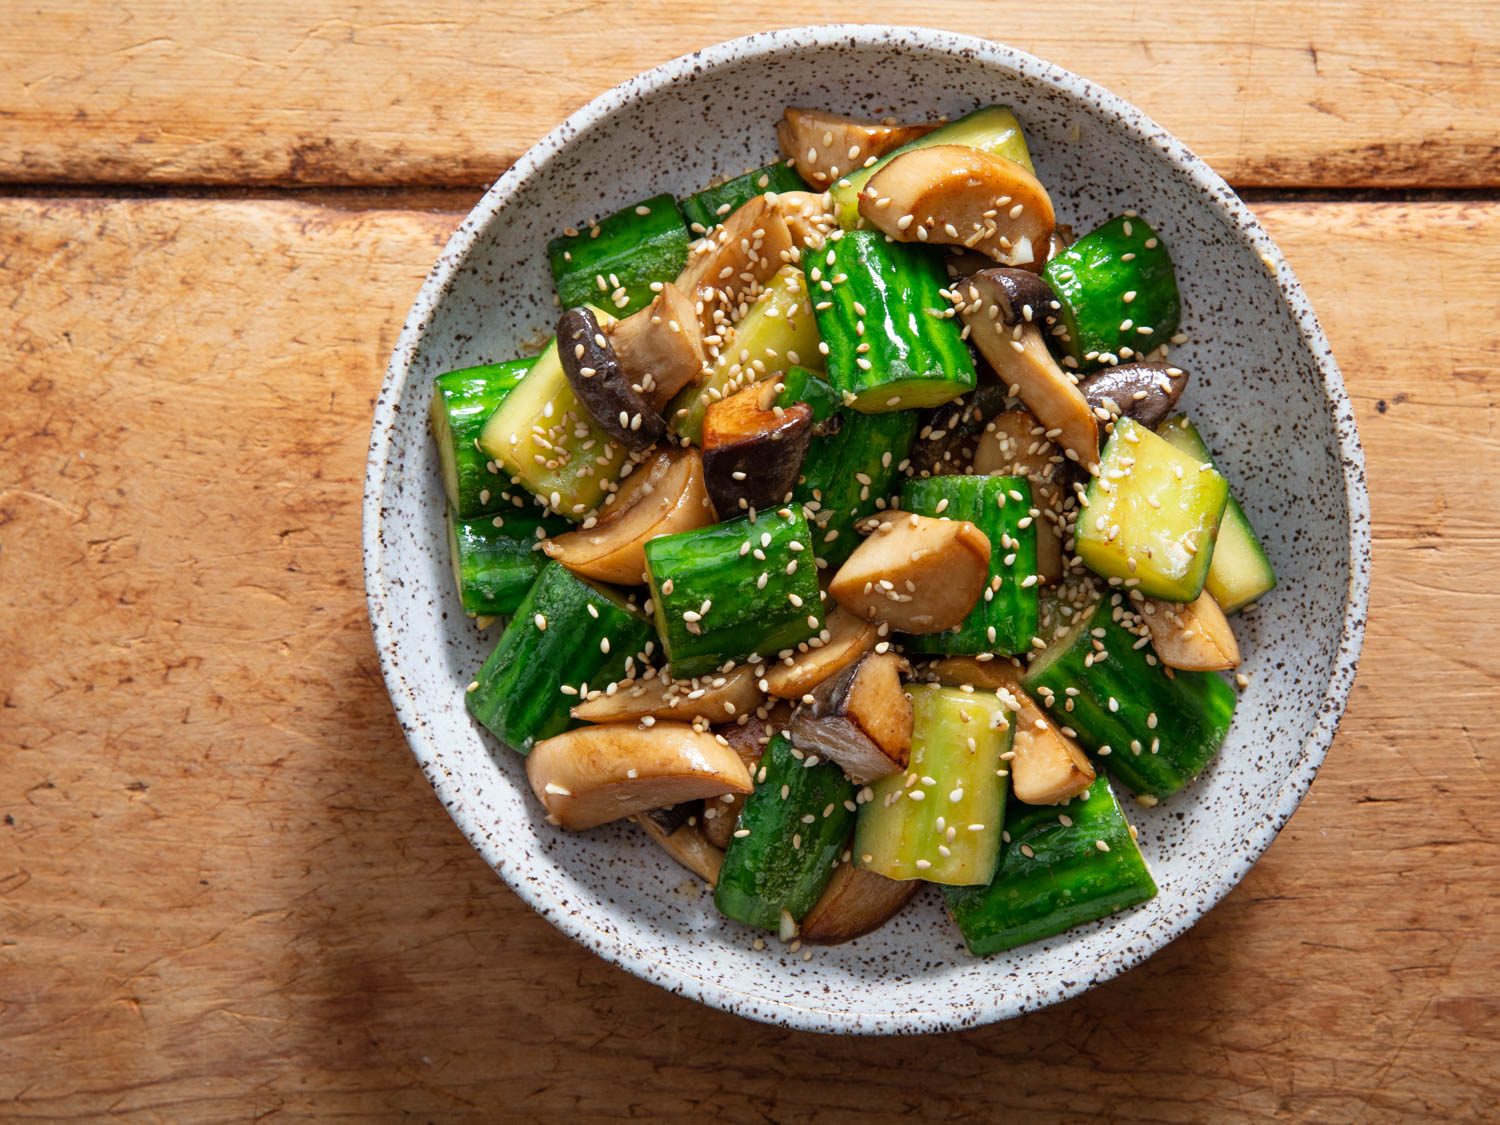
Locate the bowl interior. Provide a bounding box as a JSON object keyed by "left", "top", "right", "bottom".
{"left": 366, "top": 27, "right": 1364, "bottom": 1033}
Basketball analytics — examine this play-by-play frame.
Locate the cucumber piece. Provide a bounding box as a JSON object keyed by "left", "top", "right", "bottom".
{"left": 430, "top": 358, "right": 536, "bottom": 518}
{"left": 714, "top": 732, "right": 857, "bottom": 931}
{"left": 944, "top": 778, "right": 1157, "bottom": 954}
{"left": 680, "top": 161, "right": 808, "bottom": 236}
{"left": 831, "top": 105, "right": 1034, "bottom": 228}
{"left": 448, "top": 507, "right": 567, "bottom": 618}
{"left": 1157, "top": 416, "right": 1276, "bottom": 613}
{"left": 1077, "top": 417, "right": 1229, "bottom": 602}
{"left": 900, "top": 474, "right": 1039, "bottom": 656}
{"left": 547, "top": 192, "right": 689, "bottom": 317}
{"left": 808, "top": 231, "right": 976, "bottom": 413}
{"left": 855, "top": 684, "right": 1014, "bottom": 887}
{"left": 1023, "top": 597, "right": 1236, "bottom": 799}
{"left": 466, "top": 562, "right": 654, "bottom": 753}
{"left": 1043, "top": 215, "right": 1180, "bottom": 369}
{"left": 643, "top": 507, "right": 824, "bottom": 678}
{"left": 776, "top": 366, "right": 919, "bottom": 569}
{"left": 477, "top": 329, "right": 633, "bottom": 521}
{"left": 668, "top": 265, "right": 822, "bottom": 445}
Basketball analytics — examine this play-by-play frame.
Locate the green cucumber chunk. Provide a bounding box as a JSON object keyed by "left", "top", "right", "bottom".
{"left": 1043, "top": 214, "right": 1180, "bottom": 369}
{"left": 714, "top": 733, "right": 857, "bottom": 931}
{"left": 448, "top": 507, "right": 567, "bottom": 619}
{"left": 466, "top": 562, "right": 653, "bottom": 753}
{"left": 774, "top": 364, "right": 843, "bottom": 423}
{"left": 855, "top": 685, "right": 1014, "bottom": 887}
{"left": 1077, "top": 417, "right": 1229, "bottom": 602}
{"left": 900, "top": 474, "right": 1040, "bottom": 656}
{"left": 807, "top": 230, "right": 976, "bottom": 413}
{"left": 547, "top": 192, "right": 689, "bottom": 317}
{"left": 643, "top": 507, "right": 824, "bottom": 678}
{"left": 1157, "top": 416, "right": 1276, "bottom": 613}
{"left": 832, "top": 105, "right": 1034, "bottom": 228}
{"left": 944, "top": 778, "right": 1157, "bottom": 955}
{"left": 1023, "top": 598, "right": 1236, "bottom": 799}
{"left": 680, "top": 161, "right": 808, "bottom": 236}
{"left": 430, "top": 357, "right": 536, "bottom": 518}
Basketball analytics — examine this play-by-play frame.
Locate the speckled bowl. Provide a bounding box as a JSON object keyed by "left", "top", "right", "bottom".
{"left": 363, "top": 25, "right": 1369, "bottom": 1034}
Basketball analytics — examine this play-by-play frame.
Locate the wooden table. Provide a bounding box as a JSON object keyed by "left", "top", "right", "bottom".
{"left": 3, "top": 4, "right": 1497, "bottom": 1119}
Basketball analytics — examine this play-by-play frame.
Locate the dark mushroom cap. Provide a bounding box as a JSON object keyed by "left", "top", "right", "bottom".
{"left": 557, "top": 306, "right": 666, "bottom": 453}
{"left": 962, "top": 268, "right": 1061, "bottom": 328}
{"left": 1077, "top": 362, "right": 1190, "bottom": 438}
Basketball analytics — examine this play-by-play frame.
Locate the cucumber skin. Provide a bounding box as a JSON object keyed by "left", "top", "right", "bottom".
{"left": 944, "top": 778, "right": 1157, "bottom": 955}
{"left": 679, "top": 162, "right": 808, "bottom": 235}
{"left": 466, "top": 562, "right": 653, "bottom": 754}
{"left": 831, "top": 105, "right": 1034, "bottom": 228}
{"left": 715, "top": 733, "right": 857, "bottom": 930}
{"left": 1043, "top": 215, "right": 1180, "bottom": 369}
{"left": 450, "top": 509, "right": 567, "bottom": 618}
{"left": 547, "top": 192, "right": 689, "bottom": 317}
{"left": 1023, "top": 599, "right": 1236, "bottom": 799}
{"left": 900, "top": 474, "right": 1039, "bottom": 656}
{"left": 430, "top": 358, "right": 536, "bottom": 518}
{"left": 1157, "top": 416, "right": 1277, "bottom": 613}
{"left": 643, "top": 509, "right": 824, "bottom": 679}
{"left": 808, "top": 231, "right": 976, "bottom": 413}
{"left": 777, "top": 367, "right": 918, "bottom": 569}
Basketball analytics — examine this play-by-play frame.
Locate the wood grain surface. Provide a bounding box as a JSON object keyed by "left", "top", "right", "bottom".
{"left": 2, "top": 194, "right": 1497, "bottom": 1120}
{"left": 4, "top": 1, "right": 1499, "bottom": 189}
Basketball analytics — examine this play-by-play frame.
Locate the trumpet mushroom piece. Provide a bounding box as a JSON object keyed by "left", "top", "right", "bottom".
{"left": 572, "top": 664, "right": 765, "bottom": 726}
{"left": 790, "top": 652, "right": 913, "bottom": 783}
{"left": 632, "top": 811, "right": 724, "bottom": 885}
{"left": 677, "top": 195, "right": 794, "bottom": 329}
{"left": 1138, "top": 591, "right": 1242, "bottom": 672}
{"left": 858, "top": 145, "right": 1054, "bottom": 268}
{"left": 957, "top": 268, "right": 1100, "bottom": 475}
{"left": 607, "top": 282, "right": 709, "bottom": 411}
{"left": 543, "top": 446, "right": 714, "bottom": 585}
{"left": 828, "top": 512, "right": 991, "bottom": 634}
{"left": 769, "top": 190, "right": 839, "bottom": 251}
{"left": 557, "top": 306, "right": 667, "bottom": 453}
{"left": 776, "top": 107, "right": 936, "bottom": 189}
{"left": 929, "top": 656, "right": 1096, "bottom": 805}
{"left": 800, "top": 863, "right": 921, "bottom": 944}
{"left": 700, "top": 381, "right": 814, "bottom": 515}
{"left": 527, "top": 721, "right": 754, "bottom": 831}
{"left": 972, "top": 409, "right": 1066, "bottom": 583}
{"left": 763, "top": 607, "right": 879, "bottom": 699}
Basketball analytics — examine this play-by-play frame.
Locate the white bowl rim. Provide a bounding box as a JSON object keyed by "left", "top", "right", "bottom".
{"left": 363, "top": 23, "right": 1371, "bottom": 1034}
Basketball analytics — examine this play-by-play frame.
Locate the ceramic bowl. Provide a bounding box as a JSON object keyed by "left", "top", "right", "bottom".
{"left": 363, "top": 25, "right": 1369, "bottom": 1034}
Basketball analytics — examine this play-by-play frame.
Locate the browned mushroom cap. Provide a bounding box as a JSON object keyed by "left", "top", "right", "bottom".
{"left": 677, "top": 196, "right": 795, "bottom": 331}
{"left": 767, "top": 189, "right": 838, "bottom": 251}
{"left": 1136, "top": 591, "right": 1241, "bottom": 672}
{"left": 799, "top": 863, "right": 921, "bottom": 944}
{"left": 700, "top": 381, "right": 814, "bottom": 516}
{"left": 858, "top": 145, "right": 1055, "bottom": 268}
{"left": 1077, "top": 362, "right": 1190, "bottom": 439}
{"left": 762, "top": 606, "right": 879, "bottom": 699}
{"left": 828, "top": 512, "right": 991, "bottom": 633}
{"left": 607, "top": 282, "right": 709, "bottom": 411}
{"left": 906, "top": 382, "right": 1011, "bottom": 478}
{"left": 543, "top": 445, "right": 714, "bottom": 584}
{"left": 790, "top": 651, "right": 913, "bottom": 783}
{"left": 776, "top": 107, "right": 936, "bottom": 188}
{"left": 557, "top": 306, "right": 666, "bottom": 453}
{"left": 526, "top": 721, "right": 753, "bottom": 831}
{"left": 957, "top": 269, "right": 1100, "bottom": 475}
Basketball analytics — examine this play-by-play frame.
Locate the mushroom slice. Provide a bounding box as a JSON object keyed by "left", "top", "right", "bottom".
{"left": 572, "top": 664, "right": 765, "bottom": 725}
{"left": 973, "top": 409, "right": 1066, "bottom": 583}
{"left": 1138, "top": 591, "right": 1241, "bottom": 672}
{"left": 543, "top": 445, "right": 713, "bottom": 585}
{"left": 700, "top": 381, "right": 814, "bottom": 515}
{"left": 1077, "top": 362, "right": 1190, "bottom": 440}
{"left": 1036, "top": 222, "right": 1076, "bottom": 271}
{"left": 906, "top": 381, "right": 1011, "bottom": 478}
{"left": 701, "top": 706, "right": 789, "bottom": 849}
{"left": 763, "top": 607, "right": 878, "bottom": 699}
{"left": 859, "top": 145, "right": 1054, "bottom": 268}
{"left": 607, "top": 283, "right": 709, "bottom": 411}
{"left": 800, "top": 863, "right": 921, "bottom": 945}
{"left": 958, "top": 268, "right": 1100, "bottom": 475}
{"left": 527, "top": 722, "right": 753, "bottom": 831}
{"left": 677, "top": 195, "right": 794, "bottom": 326}
{"left": 828, "top": 512, "right": 990, "bottom": 633}
{"left": 768, "top": 189, "right": 838, "bottom": 251}
{"left": 776, "top": 107, "right": 936, "bottom": 189}
{"left": 632, "top": 811, "right": 723, "bottom": 884}
{"left": 790, "top": 652, "right": 913, "bottom": 783}
{"left": 929, "top": 656, "right": 1096, "bottom": 805}
{"left": 557, "top": 306, "right": 666, "bottom": 452}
